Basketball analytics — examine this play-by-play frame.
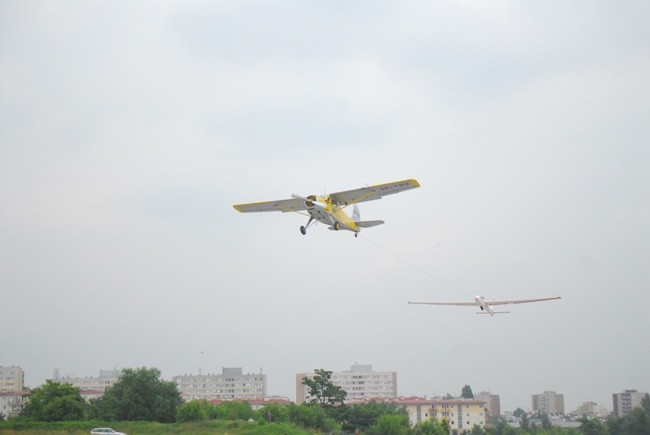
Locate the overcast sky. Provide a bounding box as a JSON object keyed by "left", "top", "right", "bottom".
{"left": 1, "top": 1, "right": 648, "bottom": 413}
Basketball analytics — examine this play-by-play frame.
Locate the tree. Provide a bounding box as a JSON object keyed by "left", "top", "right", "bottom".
{"left": 94, "top": 367, "right": 181, "bottom": 423}
{"left": 513, "top": 408, "right": 526, "bottom": 419}
{"left": 520, "top": 413, "right": 530, "bottom": 432}
{"left": 340, "top": 401, "right": 408, "bottom": 433}
{"left": 287, "top": 403, "right": 339, "bottom": 432}
{"left": 413, "top": 420, "right": 448, "bottom": 435}
{"left": 462, "top": 385, "right": 474, "bottom": 399}
{"left": 368, "top": 413, "right": 410, "bottom": 435}
{"left": 302, "top": 369, "right": 347, "bottom": 407}
{"left": 176, "top": 400, "right": 208, "bottom": 422}
{"left": 214, "top": 400, "right": 254, "bottom": 420}
{"left": 579, "top": 416, "right": 606, "bottom": 435}
{"left": 22, "top": 380, "right": 86, "bottom": 422}
{"left": 642, "top": 393, "right": 650, "bottom": 414}
{"left": 256, "top": 403, "right": 289, "bottom": 423}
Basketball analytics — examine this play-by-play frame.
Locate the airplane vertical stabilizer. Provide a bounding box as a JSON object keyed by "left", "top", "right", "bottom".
{"left": 352, "top": 204, "right": 360, "bottom": 222}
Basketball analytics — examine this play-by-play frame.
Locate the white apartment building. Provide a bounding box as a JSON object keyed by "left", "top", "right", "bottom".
{"left": 0, "top": 391, "right": 29, "bottom": 420}
{"left": 571, "top": 401, "right": 610, "bottom": 419}
{"left": 0, "top": 366, "right": 24, "bottom": 392}
{"left": 531, "top": 391, "right": 565, "bottom": 415}
{"left": 296, "top": 364, "right": 397, "bottom": 404}
{"left": 173, "top": 367, "right": 266, "bottom": 402}
{"left": 349, "top": 397, "right": 486, "bottom": 432}
{"left": 613, "top": 390, "right": 648, "bottom": 417}
{"left": 53, "top": 369, "right": 122, "bottom": 393}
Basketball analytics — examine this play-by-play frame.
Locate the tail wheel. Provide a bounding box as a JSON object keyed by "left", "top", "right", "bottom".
{"left": 333, "top": 222, "right": 340, "bottom": 231}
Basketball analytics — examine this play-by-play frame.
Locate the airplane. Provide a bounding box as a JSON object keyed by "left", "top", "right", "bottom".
{"left": 408, "top": 295, "right": 561, "bottom": 316}
{"left": 233, "top": 179, "right": 420, "bottom": 237}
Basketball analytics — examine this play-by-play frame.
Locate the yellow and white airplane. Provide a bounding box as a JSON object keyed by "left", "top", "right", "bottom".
{"left": 408, "top": 295, "right": 561, "bottom": 316}
{"left": 233, "top": 179, "right": 420, "bottom": 237}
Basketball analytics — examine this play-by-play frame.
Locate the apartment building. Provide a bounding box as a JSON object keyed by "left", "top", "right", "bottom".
{"left": 0, "top": 366, "right": 24, "bottom": 392}
{"left": 349, "top": 396, "right": 486, "bottom": 432}
{"left": 531, "top": 391, "right": 565, "bottom": 415}
{"left": 612, "top": 390, "right": 647, "bottom": 417}
{"left": 474, "top": 391, "right": 500, "bottom": 418}
{"left": 53, "top": 369, "right": 122, "bottom": 393}
{"left": 296, "top": 364, "right": 397, "bottom": 404}
{"left": 0, "top": 391, "right": 29, "bottom": 420}
{"left": 173, "top": 367, "right": 266, "bottom": 402}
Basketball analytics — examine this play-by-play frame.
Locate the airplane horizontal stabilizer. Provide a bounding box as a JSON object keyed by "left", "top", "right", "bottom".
{"left": 476, "top": 311, "right": 510, "bottom": 315}
{"left": 355, "top": 220, "right": 385, "bottom": 228}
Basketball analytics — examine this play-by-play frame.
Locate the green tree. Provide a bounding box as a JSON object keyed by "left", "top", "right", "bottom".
{"left": 513, "top": 408, "right": 526, "bottom": 419}
{"left": 462, "top": 385, "right": 474, "bottom": 399}
{"left": 471, "top": 424, "right": 487, "bottom": 435}
{"left": 22, "top": 380, "right": 85, "bottom": 422}
{"left": 176, "top": 400, "right": 208, "bottom": 422}
{"left": 287, "top": 403, "right": 339, "bottom": 432}
{"left": 540, "top": 413, "right": 552, "bottom": 431}
{"left": 94, "top": 367, "right": 181, "bottom": 423}
{"left": 302, "top": 369, "right": 347, "bottom": 407}
{"left": 579, "top": 416, "right": 606, "bottom": 435}
{"left": 619, "top": 407, "right": 650, "bottom": 435}
{"left": 368, "top": 413, "right": 410, "bottom": 435}
{"left": 256, "top": 403, "right": 289, "bottom": 423}
{"left": 214, "top": 400, "right": 254, "bottom": 420}
{"left": 642, "top": 394, "right": 650, "bottom": 414}
{"left": 340, "top": 401, "right": 408, "bottom": 433}
{"left": 413, "top": 420, "right": 448, "bottom": 435}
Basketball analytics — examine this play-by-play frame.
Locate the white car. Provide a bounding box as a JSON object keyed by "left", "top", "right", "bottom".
{"left": 90, "top": 429, "right": 127, "bottom": 435}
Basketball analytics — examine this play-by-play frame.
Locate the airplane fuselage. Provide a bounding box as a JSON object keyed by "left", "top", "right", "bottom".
{"left": 306, "top": 196, "right": 359, "bottom": 234}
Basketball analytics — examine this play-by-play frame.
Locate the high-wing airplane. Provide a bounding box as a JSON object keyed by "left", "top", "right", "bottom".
{"left": 233, "top": 179, "right": 420, "bottom": 237}
{"left": 408, "top": 295, "right": 561, "bottom": 316}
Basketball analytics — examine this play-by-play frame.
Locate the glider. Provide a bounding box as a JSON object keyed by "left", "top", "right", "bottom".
{"left": 408, "top": 295, "right": 561, "bottom": 316}
{"left": 233, "top": 179, "right": 420, "bottom": 237}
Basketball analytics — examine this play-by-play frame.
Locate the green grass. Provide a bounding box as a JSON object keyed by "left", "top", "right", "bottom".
{"left": 0, "top": 420, "right": 314, "bottom": 434}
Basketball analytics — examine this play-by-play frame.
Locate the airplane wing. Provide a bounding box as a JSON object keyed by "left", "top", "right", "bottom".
{"left": 233, "top": 197, "right": 306, "bottom": 213}
{"left": 408, "top": 301, "right": 479, "bottom": 306}
{"left": 328, "top": 179, "right": 420, "bottom": 206}
{"left": 482, "top": 296, "right": 561, "bottom": 305}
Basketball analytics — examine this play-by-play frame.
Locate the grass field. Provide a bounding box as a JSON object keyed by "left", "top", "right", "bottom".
{"left": 0, "top": 420, "right": 315, "bottom": 434}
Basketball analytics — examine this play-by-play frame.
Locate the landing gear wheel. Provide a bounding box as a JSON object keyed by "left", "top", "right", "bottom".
{"left": 300, "top": 226, "right": 307, "bottom": 235}
{"left": 333, "top": 222, "right": 340, "bottom": 231}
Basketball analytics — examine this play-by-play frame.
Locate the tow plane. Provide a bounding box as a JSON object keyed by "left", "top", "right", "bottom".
{"left": 408, "top": 295, "right": 561, "bottom": 316}
{"left": 233, "top": 179, "right": 420, "bottom": 237}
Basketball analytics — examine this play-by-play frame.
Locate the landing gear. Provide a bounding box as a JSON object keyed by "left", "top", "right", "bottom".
{"left": 300, "top": 217, "right": 314, "bottom": 235}
{"left": 333, "top": 222, "right": 340, "bottom": 231}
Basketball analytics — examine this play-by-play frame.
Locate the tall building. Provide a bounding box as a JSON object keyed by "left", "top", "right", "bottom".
{"left": 296, "top": 364, "right": 397, "bottom": 404}
{"left": 475, "top": 391, "right": 500, "bottom": 417}
{"left": 0, "top": 367, "right": 24, "bottom": 392}
{"left": 613, "top": 390, "right": 647, "bottom": 417}
{"left": 531, "top": 391, "right": 565, "bottom": 415}
{"left": 173, "top": 367, "right": 266, "bottom": 402}
{"left": 52, "top": 369, "right": 121, "bottom": 392}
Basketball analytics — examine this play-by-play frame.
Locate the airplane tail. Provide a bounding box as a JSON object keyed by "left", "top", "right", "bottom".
{"left": 476, "top": 311, "right": 510, "bottom": 315}
{"left": 352, "top": 205, "right": 384, "bottom": 228}
{"left": 352, "top": 204, "right": 360, "bottom": 222}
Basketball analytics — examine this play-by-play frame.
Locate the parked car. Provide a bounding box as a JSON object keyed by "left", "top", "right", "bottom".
{"left": 90, "top": 429, "right": 126, "bottom": 435}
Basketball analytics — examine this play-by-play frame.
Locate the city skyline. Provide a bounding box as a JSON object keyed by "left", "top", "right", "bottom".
{"left": 2, "top": 1, "right": 648, "bottom": 418}
{"left": 3, "top": 363, "right": 644, "bottom": 414}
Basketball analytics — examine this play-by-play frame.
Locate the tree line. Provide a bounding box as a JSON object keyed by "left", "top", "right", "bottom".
{"left": 3, "top": 367, "right": 649, "bottom": 434}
